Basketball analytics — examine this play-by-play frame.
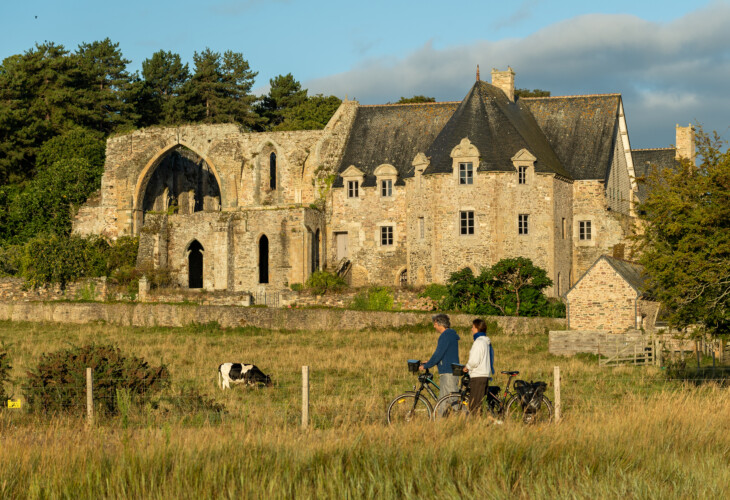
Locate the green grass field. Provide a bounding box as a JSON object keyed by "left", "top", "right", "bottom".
{"left": 1, "top": 320, "right": 728, "bottom": 498}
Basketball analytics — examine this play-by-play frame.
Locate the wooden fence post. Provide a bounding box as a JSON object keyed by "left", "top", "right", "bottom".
{"left": 86, "top": 367, "right": 93, "bottom": 426}
{"left": 553, "top": 366, "right": 561, "bottom": 424}
{"left": 302, "top": 366, "right": 309, "bottom": 430}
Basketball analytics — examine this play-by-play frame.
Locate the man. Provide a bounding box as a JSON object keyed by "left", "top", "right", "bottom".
{"left": 420, "top": 313, "right": 460, "bottom": 399}
{"left": 463, "top": 318, "right": 495, "bottom": 414}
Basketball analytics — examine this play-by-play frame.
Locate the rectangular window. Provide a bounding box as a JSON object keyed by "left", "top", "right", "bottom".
{"left": 561, "top": 218, "right": 566, "bottom": 239}
{"left": 518, "top": 214, "right": 529, "bottom": 235}
{"left": 579, "top": 220, "right": 592, "bottom": 240}
{"left": 418, "top": 217, "right": 425, "bottom": 239}
{"left": 380, "top": 226, "right": 394, "bottom": 246}
{"left": 518, "top": 165, "right": 527, "bottom": 184}
{"left": 347, "top": 180, "right": 359, "bottom": 198}
{"left": 381, "top": 179, "right": 392, "bottom": 197}
{"left": 460, "top": 211, "right": 474, "bottom": 235}
{"left": 459, "top": 162, "right": 473, "bottom": 185}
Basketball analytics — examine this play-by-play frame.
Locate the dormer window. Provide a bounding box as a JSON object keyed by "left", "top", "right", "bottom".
{"left": 374, "top": 163, "right": 398, "bottom": 199}
{"left": 381, "top": 179, "right": 392, "bottom": 197}
{"left": 347, "top": 180, "right": 359, "bottom": 198}
{"left": 459, "top": 163, "right": 473, "bottom": 185}
{"left": 518, "top": 165, "right": 527, "bottom": 184}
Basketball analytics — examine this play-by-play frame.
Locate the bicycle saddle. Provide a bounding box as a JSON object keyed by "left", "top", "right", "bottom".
{"left": 501, "top": 370, "right": 520, "bottom": 376}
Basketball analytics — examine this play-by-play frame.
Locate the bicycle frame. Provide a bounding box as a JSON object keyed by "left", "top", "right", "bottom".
{"left": 414, "top": 371, "right": 440, "bottom": 402}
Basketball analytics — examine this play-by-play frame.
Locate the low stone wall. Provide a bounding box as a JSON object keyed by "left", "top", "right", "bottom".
{"left": 0, "top": 277, "right": 109, "bottom": 302}
{"left": 549, "top": 330, "right": 699, "bottom": 356}
{"left": 0, "top": 301, "right": 565, "bottom": 335}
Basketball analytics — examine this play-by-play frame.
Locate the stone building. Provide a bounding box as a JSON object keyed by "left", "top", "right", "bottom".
{"left": 73, "top": 68, "right": 693, "bottom": 298}
{"left": 565, "top": 255, "right": 659, "bottom": 333}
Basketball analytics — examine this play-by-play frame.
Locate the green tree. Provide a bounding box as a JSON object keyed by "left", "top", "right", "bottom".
{"left": 140, "top": 50, "right": 190, "bottom": 125}
{"left": 396, "top": 95, "right": 436, "bottom": 104}
{"left": 183, "top": 48, "right": 260, "bottom": 128}
{"left": 636, "top": 129, "right": 730, "bottom": 336}
{"left": 0, "top": 43, "right": 82, "bottom": 183}
{"left": 275, "top": 94, "right": 342, "bottom": 131}
{"left": 75, "top": 38, "right": 135, "bottom": 133}
{"left": 255, "top": 73, "right": 308, "bottom": 130}
{"left": 514, "top": 88, "right": 551, "bottom": 98}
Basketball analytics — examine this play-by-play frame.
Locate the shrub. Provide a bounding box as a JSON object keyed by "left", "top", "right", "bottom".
{"left": 0, "top": 244, "right": 22, "bottom": 277}
{"left": 0, "top": 345, "right": 11, "bottom": 403}
{"left": 305, "top": 270, "right": 347, "bottom": 295}
{"left": 23, "top": 343, "right": 169, "bottom": 415}
{"left": 289, "top": 283, "right": 304, "bottom": 292}
{"left": 419, "top": 283, "right": 449, "bottom": 304}
{"left": 441, "top": 258, "right": 563, "bottom": 317}
{"left": 351, "top": 286, "right": 394, "bottom": 311}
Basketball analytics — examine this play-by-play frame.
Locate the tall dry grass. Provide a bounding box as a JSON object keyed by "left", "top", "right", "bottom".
{"left": 1, "top": 320, "right": 729, "bottom": 498}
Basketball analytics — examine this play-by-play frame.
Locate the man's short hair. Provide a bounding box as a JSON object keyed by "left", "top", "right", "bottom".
{"left": 431, "top": 314, "right": 451, "bottom": 328}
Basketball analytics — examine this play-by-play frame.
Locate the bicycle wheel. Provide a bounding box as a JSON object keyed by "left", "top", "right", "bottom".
{"left": 433, "top": 394, "right": 470, "bottom": 419}
{"left": 504, "top": 395, "right": 553, "bottom": 425}
{"left": 387, "top": 392, "right": 433, "bottom": 424}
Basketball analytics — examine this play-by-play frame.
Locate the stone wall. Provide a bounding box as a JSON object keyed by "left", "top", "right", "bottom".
{"left": 572, "top": 180, "right": 634, "bottom": 279}
{"left": 566, "top": 258, "right": 638, "bottom": 333}
{"left": 0, "top": 278, "right": 109, "bottom": 302}
{"left": 0, "top": 301, "right": 565, "bottom": 335}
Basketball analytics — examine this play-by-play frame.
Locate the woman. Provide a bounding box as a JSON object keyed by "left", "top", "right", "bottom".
{"left": 463, "top": 318, "right": 494, "bottom": 414}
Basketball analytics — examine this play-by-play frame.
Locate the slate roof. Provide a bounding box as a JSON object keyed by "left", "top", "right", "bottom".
{"left": 424, "top": 81, "right": 571, "bottom": 179}
{"left": 631, "top": 148, "right": 679, "bottom": 203}
{"left": 335, "top": 102, "right": 459, "bottom": 187}
{"left": 522, "top": 94, "right": 621, "bottom": 180}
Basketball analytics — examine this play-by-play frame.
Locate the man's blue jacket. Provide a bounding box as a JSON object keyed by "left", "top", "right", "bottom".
{"left": 423, "top": 328, "right": 460, "bottom": 374}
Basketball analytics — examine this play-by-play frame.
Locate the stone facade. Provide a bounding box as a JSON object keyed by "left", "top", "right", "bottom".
{"left": 73, "top": 70, "right": 688, "bottom": 299}
{"left": 565, "top": 256, "right": 658, "bottom": 333}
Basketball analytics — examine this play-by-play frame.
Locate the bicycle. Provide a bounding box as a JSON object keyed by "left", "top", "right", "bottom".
{"left": 434, "top": 366, "right": 554, "bottom": 424}
{"left": 386, "top": 360, "right": 440, "bottom": 424}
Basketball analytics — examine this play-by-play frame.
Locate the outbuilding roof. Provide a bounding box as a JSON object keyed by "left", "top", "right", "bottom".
{"left": 567, "top": 255, "right": 647, "bottom": 298}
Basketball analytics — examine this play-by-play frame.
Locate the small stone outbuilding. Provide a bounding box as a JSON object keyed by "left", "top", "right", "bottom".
{"left": 565, "top": 255, "right": 659, "bottom": 333}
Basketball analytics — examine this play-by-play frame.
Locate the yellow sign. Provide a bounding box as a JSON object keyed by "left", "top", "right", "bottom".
{"left": 7, "top": 399, "right": 21, "bottom": 409}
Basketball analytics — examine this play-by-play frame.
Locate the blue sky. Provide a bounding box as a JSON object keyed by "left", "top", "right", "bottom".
{"left": 2, "top": 0, "right": 729, "bottom": 148}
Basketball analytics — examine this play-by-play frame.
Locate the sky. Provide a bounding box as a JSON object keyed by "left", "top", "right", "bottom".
{"left": 2, "top": 0, "right": 729, "bottom": 148}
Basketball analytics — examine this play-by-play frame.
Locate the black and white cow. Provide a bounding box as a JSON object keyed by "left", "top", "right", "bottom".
{"left": 218, "top": 363, "right": 272, "bottom": 389}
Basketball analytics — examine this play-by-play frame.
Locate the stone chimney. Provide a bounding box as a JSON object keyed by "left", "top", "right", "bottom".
{"left": 675, "top": 124, "right": 695, "bottom": 165}
{"left": 491, "top": 66, "right": 515, "bottom": 102}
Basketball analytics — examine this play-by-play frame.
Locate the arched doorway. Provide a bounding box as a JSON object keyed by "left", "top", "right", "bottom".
{"left": 188, "top": 240, "right": 204, "bottom": 288}
{"left": 259, "top": 235, "right": 269, "bottom": 284}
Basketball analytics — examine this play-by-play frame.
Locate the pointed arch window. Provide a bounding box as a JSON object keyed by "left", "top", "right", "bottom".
{"left": 259, "top": 235, "right": 269, "bottom": 284}
{"left": 269, "top": 152, "right": 277, "bottom": 190}
{"left": 187, "top": 240, "right": 204, "bottom": 289}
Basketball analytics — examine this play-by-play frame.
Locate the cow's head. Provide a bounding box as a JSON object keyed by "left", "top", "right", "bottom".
{"left": 248, "top": 366, "right": 273, "bottom": 387}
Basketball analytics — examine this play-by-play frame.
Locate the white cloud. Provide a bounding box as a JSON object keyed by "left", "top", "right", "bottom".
{"left": 305, "top": 3, "right": 730, "bottom": 147}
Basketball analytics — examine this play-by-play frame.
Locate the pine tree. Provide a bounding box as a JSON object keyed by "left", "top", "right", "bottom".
{"left": 140, "top": 50, "right": 190, "bottom": 125}
{"left": 183, "top": 48, "right": 261, "bottom": 128}
{"left": 255, "top": 73, "right": 308, "bottom": 130}
{"left": 75, "top": 38, "right": 134, "bottom": 133}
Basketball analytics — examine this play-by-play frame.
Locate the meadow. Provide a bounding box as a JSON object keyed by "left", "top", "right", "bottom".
{"left": 1, "top": 319, "right": 728, "bottom": 498}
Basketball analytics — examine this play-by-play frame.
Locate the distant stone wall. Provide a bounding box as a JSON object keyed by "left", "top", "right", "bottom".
{"left": 0, "top": 278, "right": 108, "bottom": 302}
{"left": 0, "top": 301, "right": 565, "bottom": 335}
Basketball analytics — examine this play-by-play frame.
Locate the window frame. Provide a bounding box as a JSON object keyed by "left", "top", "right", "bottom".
{"left": 579, "top": 220, "right": 592, "bottom": 240}
{"left": 458, "top": 162, "right": 474, "bottom": 185}
{"left": 347, "top": 180, "right": 359, "bottom": 198}
{"left": 518, "top": 214, "right": 529, "bottom": 235}
{"left": 459, "top": 211, "right": 475, "bottom": 236}
{"left": 380, "top": 179, "right": 393, "bottom": 197}
{"left": 380, "top": 225, "right": 394, "bottom": 246}
{"left": 518, "top": 165, "right": 527, "bottom": 185}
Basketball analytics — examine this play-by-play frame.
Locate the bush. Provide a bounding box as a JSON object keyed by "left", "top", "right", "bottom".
{"left": 289, "top": 283, "right": 304, "bottom": 292}
{"left": 419, "top": 283, "right": 449, "bottom": 304}
{"left": 351, "top": 286, "right": 394, "bottom": 311}
{"left": 23, "top": 343, "right": 169, "bottom": 415}
{"left": 305, "top": 270, "right": 347, "bottom": 295}
{"left": 441, "top": 258, "right": 564, "bottom": 317}
{"left": 0, "top": 345, "right": 11, "bottom": 402}
{"left": 0, "top": 244, "right": 21, "bottom": 277}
